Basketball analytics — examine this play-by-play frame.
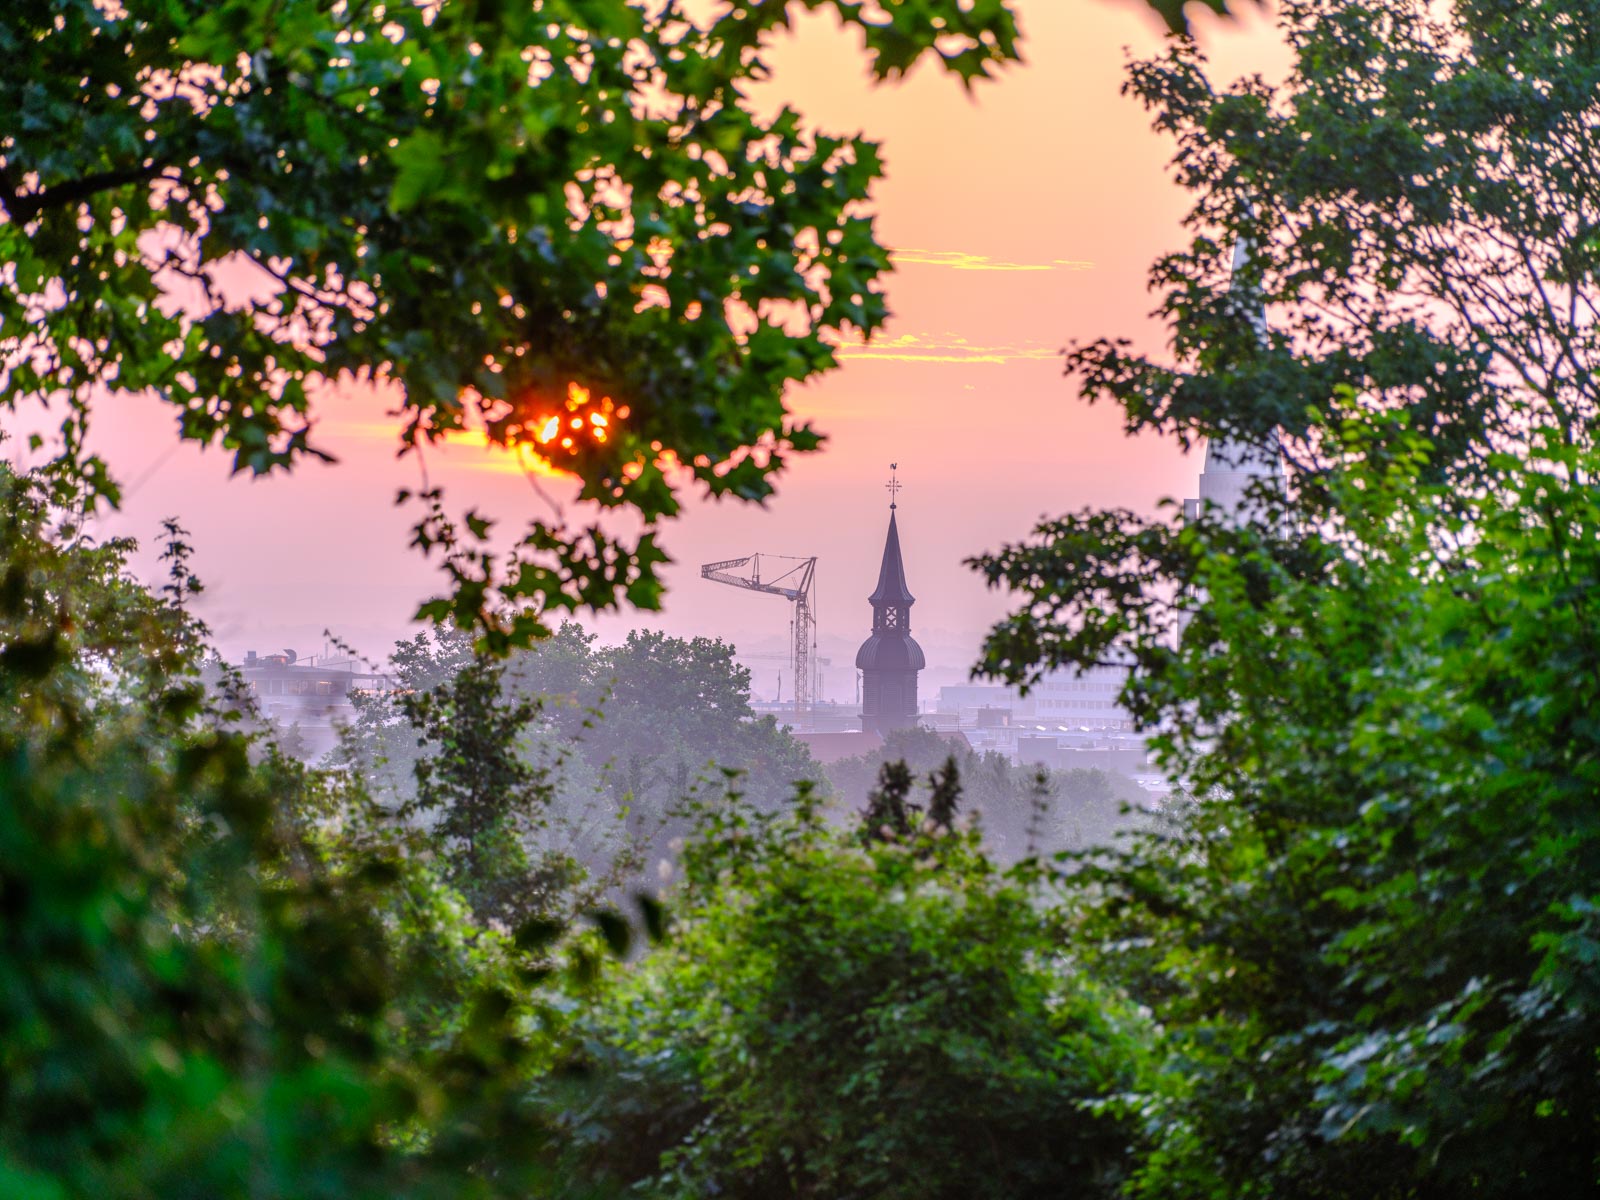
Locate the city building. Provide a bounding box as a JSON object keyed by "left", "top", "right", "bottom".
{"left": 1026, "top": 665, "right": 1135, "bottom": 731}
{"left": 235, "top": 649, "right": 390, "bottom": 759}
{"left": 1182, "top": 434, "right": 1283, "bottom": 522}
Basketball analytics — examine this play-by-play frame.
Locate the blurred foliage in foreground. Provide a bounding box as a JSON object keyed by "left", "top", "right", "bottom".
{"left": 0, "top": 466, "right": 583, "bottom": 1197}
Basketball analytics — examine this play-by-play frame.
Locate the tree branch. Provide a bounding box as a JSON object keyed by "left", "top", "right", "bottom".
{"left": 1, "top": 161, "right": 167, "bottom": 223}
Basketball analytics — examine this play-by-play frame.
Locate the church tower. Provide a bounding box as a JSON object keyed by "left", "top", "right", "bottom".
{"left": 856, "top": 465, "right": 925, "bottom": 734}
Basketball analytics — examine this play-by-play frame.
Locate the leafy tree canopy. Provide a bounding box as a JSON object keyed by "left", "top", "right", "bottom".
{"left": 969, "top": 0, "right": 1600, "bottom": 1190}
{"left": 1066, "top": 0, "right": 1600, "bottom": 490}
{"left": 557, "top": 791, "right": 1149, "bottom": 1199}
{"left": 984, "top": 417, "right": 1600, "bottom": 1198}
{"left": 334, "top": 622, "right": 821, "bottom": 897}
{"left": 1, "top": 0, "right": 1021, "bottom": 647}
{"left": 506, "top": 623, "right": 822, "bottom": 815}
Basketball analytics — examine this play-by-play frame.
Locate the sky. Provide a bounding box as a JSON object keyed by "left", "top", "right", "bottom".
{"left": 70, "top": 0, "right": 1285, "bottom": 702}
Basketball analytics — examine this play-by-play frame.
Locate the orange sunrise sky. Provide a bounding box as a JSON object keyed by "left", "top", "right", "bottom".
{"left": 65, "top": 0, "right": 1287, "bottom": 699}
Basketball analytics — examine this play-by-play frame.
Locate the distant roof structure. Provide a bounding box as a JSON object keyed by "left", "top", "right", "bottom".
{"left": 793, "top": 729, "right": 884, "bottom": 764}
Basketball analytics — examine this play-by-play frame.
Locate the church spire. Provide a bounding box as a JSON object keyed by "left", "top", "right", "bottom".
{"left": 868, "top": 509, "right": 916, "bottom": 615}
{"left": 856, "top": 464, "right": 925, "bottom": 734}
{"left": 868, "top": 463, "right": 916, "bottom": 624}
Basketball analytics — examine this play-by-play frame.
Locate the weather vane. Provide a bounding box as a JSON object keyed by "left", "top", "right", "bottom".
{"left": 886, "top": 462, "right": 902, "bottom": 509}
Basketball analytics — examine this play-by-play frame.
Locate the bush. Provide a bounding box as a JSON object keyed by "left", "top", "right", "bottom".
{"left": 558, "top": 785, "right": 1149, "bottom": 1199}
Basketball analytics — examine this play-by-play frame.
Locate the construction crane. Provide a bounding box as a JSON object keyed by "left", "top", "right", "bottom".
{"left": 701, "top": 553, "right": 818, "bottom": 715}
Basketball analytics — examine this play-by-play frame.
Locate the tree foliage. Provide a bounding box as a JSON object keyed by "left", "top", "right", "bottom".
{"left": 971, "top": 0, "right": 1600, "bottom": 1191}
{"left": 557, "top": 790, "right": 1148, "bottom": 1200}
{"left": 982, "top": 421, "right": 1600, "bottom": 1197}
{"left": 1, "top": 0, "right": 1020, "bottom": 645}
{"left": 507, "top": 623, "right": 823, "bottom": 821}
{"left": 335, "top": 621, "right": 821, "bottom": 897}
{"left": 397, "top": 650, "right": 588, "bottom": 928}
{"left": 827, "top": 725, "right": 1148, "bottom": 858}
{"left": 1067, "top": 0, "right": 1600, "bottom": 489}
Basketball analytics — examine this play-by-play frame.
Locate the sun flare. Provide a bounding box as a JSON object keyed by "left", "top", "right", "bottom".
{"left": 452, "top": 382, "right": 634, "bottom": 477}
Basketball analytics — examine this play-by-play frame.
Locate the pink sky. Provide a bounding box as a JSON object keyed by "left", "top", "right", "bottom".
{"left": 68, "top": 0, "right": 1284, "bottom": 698}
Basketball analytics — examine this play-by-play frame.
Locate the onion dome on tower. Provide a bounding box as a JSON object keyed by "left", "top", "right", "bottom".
{"left": 856, "top": 464, "right": 925, "bottom": 734}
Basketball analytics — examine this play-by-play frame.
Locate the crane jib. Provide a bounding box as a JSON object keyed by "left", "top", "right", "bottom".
{"left": 700, "top": 553, "right": 819, "bottom": 714}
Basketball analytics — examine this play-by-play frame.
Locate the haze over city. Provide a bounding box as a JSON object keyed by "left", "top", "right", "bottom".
{"left": 69, "top": 0, "right": 1283, "bottom": 689}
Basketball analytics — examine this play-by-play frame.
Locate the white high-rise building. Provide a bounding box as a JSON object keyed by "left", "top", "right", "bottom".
{"left": 1183, "top": 239, "right": 1284, "bottom": 523}
{"left": 1028, "top": 664, "right": 1134, "bottom": 731}
{"left": 1183, "top": 435, "right": 1282, "bottom": 522}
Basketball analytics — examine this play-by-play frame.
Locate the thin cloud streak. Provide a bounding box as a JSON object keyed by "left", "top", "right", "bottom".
{"left": 890, "top": 247, "right": 1095, "bottom": 272}
{"left": 829, "top": 331, "right": 1062, "bottom": 365}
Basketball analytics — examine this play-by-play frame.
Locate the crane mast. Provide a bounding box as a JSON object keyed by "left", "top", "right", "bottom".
{"left": 700, "top": 553, "right": 818, "bottom": 715}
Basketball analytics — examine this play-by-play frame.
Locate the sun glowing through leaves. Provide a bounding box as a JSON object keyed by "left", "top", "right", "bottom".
{"left": 326, "top": 379, "right": 641, "bottom": 482}
{"left": 520, "top": 381, "right": 630, "bottom": 456}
